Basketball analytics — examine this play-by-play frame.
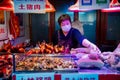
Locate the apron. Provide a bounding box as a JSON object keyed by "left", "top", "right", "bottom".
{"left": 57, "top": 29, "right": 73, "bottom": 53}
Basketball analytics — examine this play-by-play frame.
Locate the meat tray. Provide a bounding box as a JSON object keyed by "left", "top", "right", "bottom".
{"left": 13, "top": 53, "right": 78, "bottom": 73}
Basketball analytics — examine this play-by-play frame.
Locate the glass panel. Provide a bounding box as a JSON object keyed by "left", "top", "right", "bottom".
{"left": 79, "top": 11, "right": 96, "bottom": 43}
{"left": 107, "top": 12, "right": 120, "bottom": 41}
{"left": 31, "top": 13, "right": 49, "bottom": 43}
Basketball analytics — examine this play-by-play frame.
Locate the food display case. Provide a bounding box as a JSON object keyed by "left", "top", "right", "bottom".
{"left": 12, "top": 53, "right": 78, "bottom": 73}
{"left": 10, "top": 52, "right": 120, "bottom": 80}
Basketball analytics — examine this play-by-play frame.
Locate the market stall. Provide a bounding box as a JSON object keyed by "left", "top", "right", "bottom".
{"left": 0, "top": 0, "right": 120, "bottom": 80}
{"left": 0, "top": 41, "right": 120, "bottom": 80}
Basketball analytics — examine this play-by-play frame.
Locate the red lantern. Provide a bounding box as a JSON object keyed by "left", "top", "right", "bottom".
{"left": 102, "top": 0, "right": 120, "bottom": 12}
{"left": 45, "top": 0, "right": 56, "bottom": 12}
{"left": 0, "top": 0, "right": 14, "bottom": 11}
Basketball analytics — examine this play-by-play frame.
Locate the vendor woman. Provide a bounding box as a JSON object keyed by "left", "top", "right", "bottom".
{"left": 53, "top": 14, "right": 101, "bottom": 53}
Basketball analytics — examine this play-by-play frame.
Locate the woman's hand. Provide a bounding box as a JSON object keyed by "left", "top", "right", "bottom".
{"left": 82, "top": 39, "right": 101, "bottom": 54}
{"left": 89, "top": 43, "right": 101, "bottom": 54}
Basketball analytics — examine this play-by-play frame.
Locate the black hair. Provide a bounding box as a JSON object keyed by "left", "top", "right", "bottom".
{"left": 58, "top": 14, "right": 71, "bottom": 26}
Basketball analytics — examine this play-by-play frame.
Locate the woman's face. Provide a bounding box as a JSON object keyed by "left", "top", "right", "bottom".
{"left": 60, "top": 20, "right": 71, "bottom": 32}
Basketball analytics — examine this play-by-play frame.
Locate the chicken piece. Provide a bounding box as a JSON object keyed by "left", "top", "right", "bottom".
{"left": 58, "top": 45, "right": 64, "bottom": 52}
{"left": 45, "top": 48, "right": 52, "bottom": 54}
{"left": 54, "top": 45, "right": 59, "bottom": 53}
{"left": 45, "top": 43, "right": 54, "bottom": 50}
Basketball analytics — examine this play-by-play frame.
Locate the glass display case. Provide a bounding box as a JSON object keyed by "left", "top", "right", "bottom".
{"left": 12, "top": 53, "right": 78, "bottom": 73}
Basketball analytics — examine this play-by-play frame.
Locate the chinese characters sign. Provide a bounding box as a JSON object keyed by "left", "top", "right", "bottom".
{"left": 0, "top": 11, "right": 8, "bottom": 40}
{"left": 15, "top": 73, "right": 54, "bottom": 80}
{"left": 80, "top": 0, "right": 109, "bottom": 10}
{"left": 61, "top": 73, "right": 98, "bottom": 80}
{"left": 14, "top": 0, "right": 45, "bottom": 13}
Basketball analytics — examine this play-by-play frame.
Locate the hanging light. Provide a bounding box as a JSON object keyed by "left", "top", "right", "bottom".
{"left": 68, "top": 0, "right": 79, "bottom": 12}
{"left": 101, "top": 0, "right": 120, "bottom": 12}
{"left": 45, "top": 0, "right": 56, "bottom": 12}
{"left": 0, "top": 0, "right": 14, "bottom": 11}
{"left": 68, "top": 0, "right": 91, "bottom": 12}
